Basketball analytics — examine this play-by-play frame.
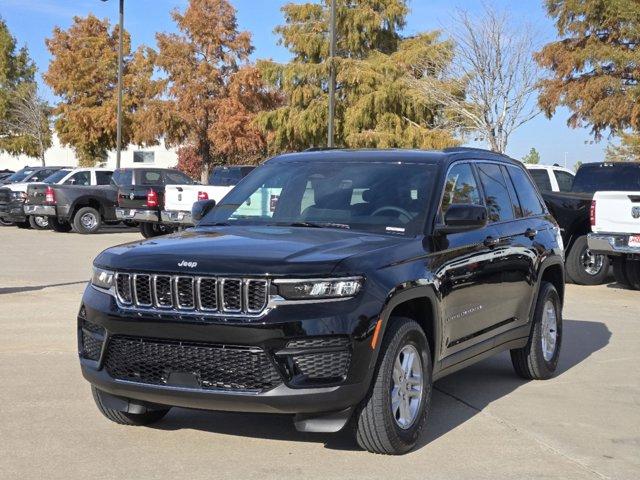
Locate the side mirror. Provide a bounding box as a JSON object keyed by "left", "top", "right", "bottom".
{"left": 191, "top": 199, "right": 216, "bottom": 223}
{"left": 436, "top": 204, "right": 488, "bottom": 234}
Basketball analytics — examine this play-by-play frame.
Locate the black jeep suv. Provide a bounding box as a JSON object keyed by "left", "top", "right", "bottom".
{"left": 79, "top": 148, "right": 564, "bottom": 454}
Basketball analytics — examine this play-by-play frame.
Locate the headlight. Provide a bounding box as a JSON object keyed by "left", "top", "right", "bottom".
{"left": 91, "top": 267, "right": 115, "bottom": 289}
{"left": 275, "top": 277, "right": 363, "bottom": 300}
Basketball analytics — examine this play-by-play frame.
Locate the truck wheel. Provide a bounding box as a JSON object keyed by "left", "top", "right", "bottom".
{"left": 91, "top": 386, "right": 170, "bottom": 426}
{"left": 139, "top": 223, "right": 156, "bottom": 238}
{"left": 73, "top": 207, "right": 102, "bottom": 234}
{"left": 15, "top": 221, "right": 31, "bottom": 229}
{"left": 49, "top": 217, "right": 73, "bottom": 233}
{"left": 511, "top": 282, "right": 562, "bottom": 380}
{"left": 0, "top": 217, "right": 14, "bottom": 227}
{"left": 612, "top": 258, "right": 629, "bottom": 287}
{"left": 28, "top": 215, "right": 50, "bottom": 230}
{"left": 624, "top": 260, "right": 640, "bottom": 290}
{"left": 355, "top": 317, "right": 432, "bottom": 455}
{"left": 565, "top": 235, "right": 610, "bottom": 285}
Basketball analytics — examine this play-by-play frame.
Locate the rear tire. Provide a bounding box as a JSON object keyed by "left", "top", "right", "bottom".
{"left": 0, "top": 217, "right": 14, "bottom": 227}
{"left": 612, "top": 258, "right": 629, "bottom": 287}
{"left": 355, "top": 317, "right": 432, "bottom": 455}
{"left": 565, "top": 235, "right": 610, "bottom": 285}
{"left": 49, "top": 217, "right": 73, "bottom": 233}
{"left": 140, "top": 222, "right": 174, "bottom": 238}
{"left": 624, "top": 259, "right": 640, "bottom": 290}
{"left": 91, "top": 386, "right": 170, "bottom": 426}
{"left": 511, "top": 282, "right": 562, "bottom": 380}
{"left": 15, "top": 221, "right": 31, "bottom": 229}
{"left": 28, "top": 215, "right": 49, "bottom": 230}
{"left": 73, "top": 207, "right": 102, "bottom": 234}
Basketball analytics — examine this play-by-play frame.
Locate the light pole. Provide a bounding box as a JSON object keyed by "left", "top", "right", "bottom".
{"left": 327, "top": 0, "right": 337, "bottom": 148}
{"left": 101, "top": 0, "right": 124, "bottom": 169}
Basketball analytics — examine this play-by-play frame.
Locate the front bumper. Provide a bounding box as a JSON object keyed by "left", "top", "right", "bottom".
{"left": 24, "top": 204, "right": 56, "bottom": 216}
{"left": 0, "top": 201, "right": 27, "bottom": 222}
{"left": 161, "top": 209, "right": 193, "bottom": 225}
{"left": 78, "top": 284, "right": 380, "bottom": 418}
{"left": 115, "top": 207, "right": 160, "bottom": 223}
{"left": 588, "top": 233, "right": 640, "bottom": 256}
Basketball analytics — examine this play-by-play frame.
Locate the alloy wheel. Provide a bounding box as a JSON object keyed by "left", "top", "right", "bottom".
{"left": 391, "top": 344, "right": 423, "bottom": 429}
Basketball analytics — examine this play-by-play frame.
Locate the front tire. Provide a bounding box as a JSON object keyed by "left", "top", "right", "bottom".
{"left": 355, "top": 317, "right": 432, "bottom": 455}
{"left": 28, "top": 215, "right": 49, "bottom": 230}
{"left": 565, "top": 235, "right": 609, "bottom": 285}
{"left": 92, "top": 386, "right": 170, "bottom": 426}
{"left": 73, "top": 207, "right": 102, "bottom": 234}
{"left": 49, "top": 217, "right": 73, "bottom": 233}
{"left": 15, "top": 220, "right": 31, "bottom": 229}
{"left": 511, "top": 282, "right": 562, "bottom": 380}
{"left": 0, "top": 217, "right": 14, "bottom": 227}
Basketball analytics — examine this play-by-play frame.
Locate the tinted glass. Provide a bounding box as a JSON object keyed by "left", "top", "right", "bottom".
{"left": 554, "top": 170, "right": 574, "bottom": 192}
{"left": 96, "top": 171, "right": 113, "bottom": 185}
{"left": 65, "top": 171, "right": 91, "bottom": 186}
{"left": 164, "top": 170, "right": 194, "bottom": 185}
{"left": 112, "top": 169, "right": 133, "bottom": 186}
{"left": 528, "top": 169, "right": 553, "bottom": 192}
{"left": 501, "top": 165, "right": 522, "bottom": 218}
{"left": 42, "top": 169, "right": 72, "bottom": 184}
{"left": 507, "top": 166, "right": 545, "bottom": 217}
{"left": 138, "top": 170, "right": 163, "bottom": 185}
{"left": 4, "top": 169, "right": 35, "bottom": 183}
{"left": 209, "top": 167, "right": 242, "bottom": 186}
{"left": 440, "top": 163, "right": 482, "bottom": 216}
{"left": 572, "top": 164, "right": 640, "bottom": 192}
{"left": 202, "top": 161, "right": 436, "bottom": 236}
{"left": 30, "top": 169, "right": 58, "bottom": 182}
{"left": 477, "top": 163, "right": 515, "bottom": 222}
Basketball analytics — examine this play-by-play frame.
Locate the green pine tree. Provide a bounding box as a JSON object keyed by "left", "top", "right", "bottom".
{"left": 522, "top": 147, "right": 541, "bottom": 164}
{"left": 258, "top": 0, "right": 460, "bottom": 151}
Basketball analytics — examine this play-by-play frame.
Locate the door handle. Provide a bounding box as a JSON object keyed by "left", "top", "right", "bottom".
{"left": 483, "top": 236, "right": 500, "bottom": 248}
{"left": 524, "top": 228, "right": 538, "bottom": 239}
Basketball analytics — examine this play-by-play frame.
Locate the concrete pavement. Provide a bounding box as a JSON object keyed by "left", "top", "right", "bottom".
{"left": 0, "top": 227, "right": 638, "bottom": 479}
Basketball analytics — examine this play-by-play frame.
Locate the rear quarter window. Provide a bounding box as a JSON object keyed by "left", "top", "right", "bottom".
{"left": 507, "top": 166, "right": 545, "bottom": 217}
{"left": 528, "top": 169, "right": 553, "bottom": 192}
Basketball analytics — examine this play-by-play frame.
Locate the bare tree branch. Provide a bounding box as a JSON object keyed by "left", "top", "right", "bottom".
{"left": 412, "top": 7, "right": 541, "bottom": 153}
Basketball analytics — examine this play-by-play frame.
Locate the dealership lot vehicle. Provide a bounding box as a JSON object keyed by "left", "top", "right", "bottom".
{"left": 526, "top": 164, "right": 575, "bottom": 193}
{"left": 0, "top": 166, "right": 71, "bottom": 228}
{"left": 161, "top": 166, "right": 255, "bottom": 227}
{"left": 1, "top": 224, "right": 639, "bottom": 479}
{"left": 587, "top": 163, "right": 640, "bottom": 289}
{"left": 79, "top": 148, "right": 564, "bottom": 454}
{"left": 24, "top": 168, "right": 114, "bottom": 233}
{"left": 114, "top": 168, "right": 195, "bottom": 237}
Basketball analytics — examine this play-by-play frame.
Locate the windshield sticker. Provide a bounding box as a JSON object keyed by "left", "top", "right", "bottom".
{"left": 386, "top": 226, "right": 405, "bottom": 233}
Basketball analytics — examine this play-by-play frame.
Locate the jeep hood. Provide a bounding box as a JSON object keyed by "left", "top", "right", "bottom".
{"left": 94, "top": 226, "right": 408, "bottom": 276}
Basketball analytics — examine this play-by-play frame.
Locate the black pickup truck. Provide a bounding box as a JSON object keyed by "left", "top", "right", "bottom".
{"left": 114, "top": 168, "right": 195, "bottom": 237}
{"left": 541, "top": 162, "right": 633, "bottom": 285}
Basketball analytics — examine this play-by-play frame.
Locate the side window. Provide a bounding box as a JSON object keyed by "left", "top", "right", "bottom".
{"left": 528, "top": 169, "right": 553, "bottom": 192}
{"left": 440, "top": 163, "right": 482, "bottom": 216}
{"left": 65, "top": 171, "right": 91, "bottom": 186}
{"left": 477, "top": 163, "right": 515, "bottom": 223}
{"left": 112, "top": 170, "right": 133, "bottom": 186}
{"left": 96, "top": 171, "right": 113, "bottom": 185}
{"left": 500, "top": 165, "right": 523, "bottom": 218}
{"left": 554, "top": 170, "right": 574, "bottom": 192}
{"left": 506, "top": 166, "right": 545, "bottom": 217}
{"left": 31, "top": 169, "right": 56, "bottom": 182}
{"left": 164, "top": 171, "right": 194, "bottom": 185}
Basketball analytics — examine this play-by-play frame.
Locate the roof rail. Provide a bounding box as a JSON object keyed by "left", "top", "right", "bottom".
{"left": 442, "top": 146, "right": 510, "bottom": 158}
{"left": 304, "top": 147, "right": 341, "bottom": 152}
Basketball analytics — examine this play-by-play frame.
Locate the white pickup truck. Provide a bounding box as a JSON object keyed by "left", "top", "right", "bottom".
{"left": 587, "top": 164, "right": 640, "bottom": 289}
{"left": 161, "top": 165, "right": 255, "bottom": 226}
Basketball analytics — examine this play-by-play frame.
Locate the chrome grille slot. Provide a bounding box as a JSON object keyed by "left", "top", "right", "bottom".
{"left": 115, "top": 273, "right": 268, "bottom": 316}
{"left": 176, "top": 276, "right": 195, "bottom": 309}
{"left": 221, "top": 279, "right": 242, "bottom": 312}
{"left": 115, "top": 273, "right": 132, "bottom": 304}
{"left": 246, "top": 279, "right": 268, "bottom": 313}
{"left": 197, "top": 278, "right": 218, "bottom": 311}
{"left": 133, "top": 274, "right": 152, "bottom": 306}
{"left": 153, "top": 275, "right": 173, "bottom": 308}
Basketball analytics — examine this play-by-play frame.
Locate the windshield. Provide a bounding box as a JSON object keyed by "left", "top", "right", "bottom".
{"left": 573, "top": 164, "right": 640, "bottom": 193}
{"left": 4, "top": 168, "right": 35, "bottom": 183}
{"left": 43, "top": 170, "right": 72, "bottom": 184}
{"left": 200, "top": 160, "right": 437, "bottom": 236}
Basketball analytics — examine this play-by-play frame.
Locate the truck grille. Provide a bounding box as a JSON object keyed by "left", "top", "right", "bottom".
{"left": 115, "top": 273, "right": 269, "bottom": 315}
{"left": 0, "top": 188, "right": 10, "bottom": 205}
{"left": 104, "top": 336, "right": 282, "bottom": 392}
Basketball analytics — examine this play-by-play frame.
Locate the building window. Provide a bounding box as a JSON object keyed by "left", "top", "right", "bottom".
{"left": 133, "top": 151, "right": 155, "bottom": 164}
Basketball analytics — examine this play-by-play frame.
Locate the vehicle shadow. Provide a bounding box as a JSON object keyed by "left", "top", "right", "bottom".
{"left": 153, "top": 319, "right": 611, "bottom": 452}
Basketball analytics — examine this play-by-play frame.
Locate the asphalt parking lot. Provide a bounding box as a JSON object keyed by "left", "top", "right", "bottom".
{"left": 1, "top": 227, "right": 639, "bottom": 480}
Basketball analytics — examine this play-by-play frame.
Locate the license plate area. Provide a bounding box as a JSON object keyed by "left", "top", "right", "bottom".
{"left": 629, "top": 235, "right": 640, "bottom": 248}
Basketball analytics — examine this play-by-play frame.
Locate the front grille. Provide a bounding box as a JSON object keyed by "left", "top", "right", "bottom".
{"left": 0, "top": 188, "right": 9, "bottom": 204}
{"left": 287, "top": 337, "right": 350, "bottom": 349}
{"left": 115, "top": 273, "right": 269, "bottom": 315}
{"left": 293, "top": 351, "right": 351, "bottom": 380}
{"left": 104, "top": 336, "right": 282, "bottom": 392}
{"left": 80, "top": 321, "right": 105, "bottom": 361}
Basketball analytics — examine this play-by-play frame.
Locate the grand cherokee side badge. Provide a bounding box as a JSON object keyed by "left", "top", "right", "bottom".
{"left": 178, "top": 260, "right": 198, "bottom": 268}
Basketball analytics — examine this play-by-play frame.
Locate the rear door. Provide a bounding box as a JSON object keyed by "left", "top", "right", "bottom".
{"left": 117, "top": 170, "right": 164, "bottom": 210}
{"left": 594, "top": 191, "right": 640, "bottom": 234}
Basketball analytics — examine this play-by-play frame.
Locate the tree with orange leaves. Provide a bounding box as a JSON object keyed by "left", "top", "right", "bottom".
{"left": 156, "top": 0, "right": 278, "bottom": 181}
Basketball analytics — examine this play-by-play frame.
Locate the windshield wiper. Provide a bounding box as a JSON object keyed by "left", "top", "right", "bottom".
{"left": 277, "top": 221, "right": 350, "bottom": 230}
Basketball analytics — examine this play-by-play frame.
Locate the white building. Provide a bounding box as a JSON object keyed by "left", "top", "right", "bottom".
{"left": 0, "top": 134, "right": 179, "bottom": 172}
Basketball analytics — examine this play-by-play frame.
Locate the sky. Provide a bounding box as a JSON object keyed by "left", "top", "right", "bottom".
{"left": 1, "top": 0, "right": 610, "bottom": 169}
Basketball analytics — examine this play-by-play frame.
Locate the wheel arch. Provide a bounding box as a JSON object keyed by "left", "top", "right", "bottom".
{"left": 70, "top": 197, "right": 105, "bottom": 219}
